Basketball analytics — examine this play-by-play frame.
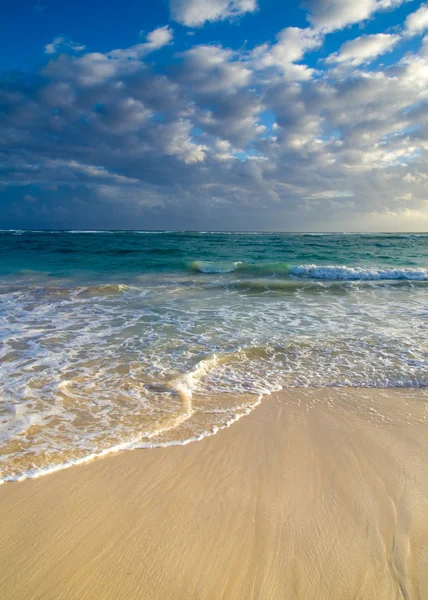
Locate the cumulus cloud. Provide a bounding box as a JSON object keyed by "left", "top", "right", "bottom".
{"left": 43, "top": 26, "right": 173, "bottom": 86}
{"left": 158, "top": 120, "right": 208, "bottom": 163}
{"left": 145, "top": 25, "right": 174, "bottom": 48}
{"left": 1, "top": 5, "right": 428, "bottom": 231}
{"left": 44, "top": 36, "right": 86, "bottom": 55}
{"left": 326, "top": 33, "right": 400, "bottom": 66}
{"left": 170, "top": 0, "right": 257, "bottom": 27}
{"left": 404, "top": 3, "right": 428, "bottom": 36}
{"left": 252, "top": 27, "right": 322, "bottom": 79}
{"left": 302, "top": 0, "right": 407, "bottom": 32}
{"left": 108, "top": 26, "right": 173, "bottom": 59}
{"left": 177, "top": 45, "right": 262, "bottom": 146}
{"left": 179, "top": 45, "right": 251, "bottom": 92}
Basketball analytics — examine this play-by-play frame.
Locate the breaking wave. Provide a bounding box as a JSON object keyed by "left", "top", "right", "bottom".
{"left": 290, "top": 265, "right": 428, "bottom": 280}
{"left": 191, "top": 261, "right": 428, "bottom": 281}
{"left": 1, "top": 231, "right": 427, "bottom": 484}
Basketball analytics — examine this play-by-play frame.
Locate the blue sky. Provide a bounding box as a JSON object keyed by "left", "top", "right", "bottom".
{"left": 1, "top": 0, "right": 428, "bottom": 230}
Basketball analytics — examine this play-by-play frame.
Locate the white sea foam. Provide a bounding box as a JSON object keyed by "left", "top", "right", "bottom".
{"left": 290, "top": 265, "right": 428, "bottom": 280}
{"left": 191, "top": 261, "right": 242, "bottom": 273}
{"left": 191, "top": 261, "right": 428, "bottom": 280}
{"left": 0, "top": 352, "right": 267, "bottom": 484}
{"left": 0, "top": 265, "right": 427, "bottom": 484}
{"left": 0, "top": 391, "right": 267, "bottom": 485}
{"left": 67, "top": 230, "right": 114, "bottom": 234}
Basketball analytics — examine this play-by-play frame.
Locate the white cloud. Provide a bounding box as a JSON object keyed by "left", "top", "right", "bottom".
{"left": 404, "top": 3, "right": 428, "bottom": 36}
{"left": 399, "top": 36, "right": 428, "bottom": 89}
{"left": 108, "top": 26, "right": 173, "bottom": 60}
{"left": 170, "top": 0, "right": 257, "bottom": 27}
{"left": 301, "top": 0, "right": 407, "bottom": 32}
{"left": 306, "top": 190, "right": 354, "bottom": 199}
{"left": 144, "top": 25, "right": 174, "bottom": 50}
{"left": 159, "top": 120, "right": 208, "bottom": 163}
{"left": 46, "top": 160, "right": 139, "bottom": 184}
{"left": 44, "top": 36, "right": 86, "bottom": 55}
{"left": 180, "top": 45, "right": 251, "bottom": 91}
{"left": 4, "top": 5, "right": 428, "bottom": 230}
{"left": 44, "top": 52, "right": 122, "bottom": 86}
{"left": 252, "top": 27, "right": 321, "bottom": 79}
{"left": 44, "top": 26, "right": 173, "bottom": 86}
{"left": 177, "top": 45, "right": 262, "bottom": 146}
{"left": 326, "top": 33, "right": 400, "bottom": 66}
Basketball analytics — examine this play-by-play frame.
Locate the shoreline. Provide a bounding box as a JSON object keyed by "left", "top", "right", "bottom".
{"left": 1, "top": 387, "right": 428, "bottom": 599}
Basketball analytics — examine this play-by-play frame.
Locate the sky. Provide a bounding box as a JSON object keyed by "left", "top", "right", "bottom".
{"left": 1, "top": 0, "right": 428, "bottom": 231}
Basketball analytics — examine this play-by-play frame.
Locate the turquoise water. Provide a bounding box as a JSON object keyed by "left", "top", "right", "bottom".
{"left": 1, "top": 230, "right": 427, "bottom": 278}
{"left": 0, "top": 231, "right": 427, "bottom": 482}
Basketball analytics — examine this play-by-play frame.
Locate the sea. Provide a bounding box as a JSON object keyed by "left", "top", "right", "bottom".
{"left": 0, "top": 230, "right": 427, "bottom": 482}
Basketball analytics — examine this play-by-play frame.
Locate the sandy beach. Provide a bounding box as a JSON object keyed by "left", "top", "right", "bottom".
{"left": 1, "top": 387, "right": 428, "bottom": 599}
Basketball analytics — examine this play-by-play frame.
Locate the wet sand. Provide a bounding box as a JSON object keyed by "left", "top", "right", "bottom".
{"left": 1, "top": 388, "right": 428, "bottom": 599}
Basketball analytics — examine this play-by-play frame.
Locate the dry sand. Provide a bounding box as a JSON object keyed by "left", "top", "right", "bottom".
{"left": 1, "top": 387, "right": 428, "bottom": 600}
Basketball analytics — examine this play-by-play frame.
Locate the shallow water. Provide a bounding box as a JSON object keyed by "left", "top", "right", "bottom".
{"left": 0, "top": 231, "right": 427, "bottom": 481}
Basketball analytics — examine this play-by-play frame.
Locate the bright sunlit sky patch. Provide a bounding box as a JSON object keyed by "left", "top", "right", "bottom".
{"left": 1, "top": 0, "right": 428, "bottom": 230}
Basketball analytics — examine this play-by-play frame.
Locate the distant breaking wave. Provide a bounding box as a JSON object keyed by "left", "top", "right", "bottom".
{"left": 290, "top": 265, "right": 428, "bottom": 280}
{"left": 191, "top": 261, "right": 428, "bottom": 280}
{"left": 191, "top": 261, "right": 290, "bottom": 275}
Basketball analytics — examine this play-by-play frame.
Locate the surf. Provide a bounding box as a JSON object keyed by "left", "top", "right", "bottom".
{"left": 190, "top": 261, "right": 428, "bottom": 281}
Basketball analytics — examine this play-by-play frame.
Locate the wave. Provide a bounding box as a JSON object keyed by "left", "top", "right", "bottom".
{"left": 135, "top": 230, "right": 174, "bottom": 234}
{"left": 226, "top": 279, "right": 428, "bottom": 294}
{"left": 1, "top": 323, "right": 427, "bottom": 483}
{"left": 67, "top": 230, "right": 114, "bottom": 234}
{"left": 0, "top": 283, "right": 133, "bottom": 300}
{"left": 191, "top": 261, "right": 243, "bottom": 274}
{"left": 74, "top": 283, "right": 132, "bottom": 297}
{"left": 0, "top": 354, "right": 265, "bottom": 484}
{"left": 0, "top": 401, "right": 262, "bottom": 484}
{"left": 190, "top": 261, "right": 428, "bottom": 281}
{"left": 190, "top": 261, "right": 290, "bottom": 275}
{"left": 290, "top": 265, "right": 428, "bottom": 281}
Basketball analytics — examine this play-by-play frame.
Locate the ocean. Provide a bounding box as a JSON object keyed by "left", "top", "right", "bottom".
{"left": 0, "top": 230, "right": 427, "bottom": 482}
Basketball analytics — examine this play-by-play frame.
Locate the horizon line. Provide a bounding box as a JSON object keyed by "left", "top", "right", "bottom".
{"left": 1, "top": 229, "right": 428, "bottom": 234}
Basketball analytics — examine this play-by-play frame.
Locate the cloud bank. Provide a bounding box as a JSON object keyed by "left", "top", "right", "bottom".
{"left": 1, "top": 4, "right": 428, "bottom": 231}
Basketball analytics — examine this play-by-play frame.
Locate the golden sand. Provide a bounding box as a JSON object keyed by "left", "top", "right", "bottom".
{"left": 1, "top": 388, "right": 428, "bottom": 599}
